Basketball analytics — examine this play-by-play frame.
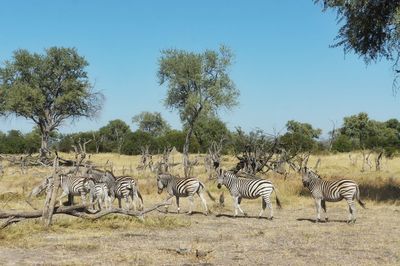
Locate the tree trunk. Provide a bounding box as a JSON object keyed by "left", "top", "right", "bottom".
{"left": 183, "top": 126, "right": 194, "bottom": 177}
{"left": 42, "top": 158, "right": 60, "bottom": 227}
{"left": 40, "top": 129, "right": 50, "bottom": 158}
{"left": 43, "top": 172, "right": 60, "bottom": 227}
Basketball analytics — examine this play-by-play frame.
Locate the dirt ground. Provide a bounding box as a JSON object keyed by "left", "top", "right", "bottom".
{"left": 0, "top": 197, "right": 399, "bottom": 265}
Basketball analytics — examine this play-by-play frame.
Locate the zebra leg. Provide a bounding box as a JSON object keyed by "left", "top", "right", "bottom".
{"left": 164, "top": 196, "right": 172, "bottom": 213}
{"left": 57, "top": 191, "right": 68, "bottom": 206}
{"left": 176, "top": 196, "right": 180, "bottom": 213}
{"left": 187, "top": 195, "right": 194, "bottom": 215}
{"left": 80, "top": 192, "right": 87, "bottom": 206}
{"left": 233, "top": 196, "right": 239, "bottom": 217}
{"left": 198, "top": 192, "right": 208, "bottom": 215}
{"left": 233, "top": 196, "right": 246, "bottom": 217}
{"left": 118, "top": 197, "right": 122, "bottom": 209}
{"left": 314, "top": 198, "right": 322, "bottom": 223}
{"left": 258, "top": 198, "right": 266, "bottom": 218}
{"left": 129, "top": 193, "right": 136, "bottom": 211}
{"left": 235, "top": 197, "right": 246, "bottom": 216}
{"left": 104, "top": 195, "right": 110, "bottom": 210}
{"left": 346, "top": 199, "right": 356, "bottom": 223}
{"left": 266, "top": 198, "right": 273, "bottom": 220}
{"left": 321, "top": 200, "right": 328, "bottom": 221}
{"left": 125, "top": 195, "right": 131, "bottom": 210}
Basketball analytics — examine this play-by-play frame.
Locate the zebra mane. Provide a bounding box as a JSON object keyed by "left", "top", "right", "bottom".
{"left": 305, "top": 167, "right": 321, "bottom": 179}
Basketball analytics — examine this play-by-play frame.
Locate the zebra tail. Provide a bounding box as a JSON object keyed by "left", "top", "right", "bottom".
{"left": 199, "top": 181, "right": 216, "bottom": 202}
{"left": 356, "top": 185, "right": 366, "bottom": 209}
{"left": 274, "top": 188, "right": 282, "bottom": 209}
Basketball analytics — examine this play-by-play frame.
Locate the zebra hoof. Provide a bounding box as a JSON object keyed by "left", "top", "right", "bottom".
{"left": 315, "top": 219, "right": 321, "bottom": 223}
{"left": 269, "top": 217, "right": 274, "bottom": 221}
{"left": 325, "top": 218, "right": 329, "bottom": 222}
{"left": 187, "top": 212, "right": 193, "bottom": 215}
{"left": 243, "top": 213, "right": 248, "bottom": 217}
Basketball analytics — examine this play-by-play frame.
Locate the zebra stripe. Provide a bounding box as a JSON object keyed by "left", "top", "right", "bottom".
{"left": 157, "top": 174, "right": 208, "bottom": 215}
{"left": 301, "top": 167, "right": 366, "bottom": 223}
{"left": 84, "top": 180, "right": 111, "bottom": 210}
{"left": 217, "top": 169, "right": 281, "bottom": 219}
{"left": 58, "top": 174, "right": 89, "bottom": 206}
{"left": 114, "top": 176, "right": 143, "bottom": 210}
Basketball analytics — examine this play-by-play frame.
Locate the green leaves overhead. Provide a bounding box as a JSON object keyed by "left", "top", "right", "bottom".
{"left": 158, "top": 45, "right": 239, "bottom": 123}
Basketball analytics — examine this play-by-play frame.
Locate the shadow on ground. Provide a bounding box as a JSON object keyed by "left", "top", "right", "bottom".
{"left": 296, "top": 218, "right": 349, "bottom": 224}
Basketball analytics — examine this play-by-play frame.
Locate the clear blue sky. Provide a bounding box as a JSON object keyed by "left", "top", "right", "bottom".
{"left": 1, "top": 0, "right": 399, "bottom": 137}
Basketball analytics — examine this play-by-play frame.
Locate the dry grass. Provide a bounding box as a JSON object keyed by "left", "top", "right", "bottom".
{"left": 0, "top": 152, "right": 399, "bottom": 265}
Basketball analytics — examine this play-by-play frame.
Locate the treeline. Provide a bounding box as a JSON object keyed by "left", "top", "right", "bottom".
{"left": 1, "top": 112, "right": 400, "bottom": 156}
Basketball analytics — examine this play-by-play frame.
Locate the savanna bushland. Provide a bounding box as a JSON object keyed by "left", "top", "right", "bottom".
{"left": 0, "top": 151, "right": 399, "bottom": 265}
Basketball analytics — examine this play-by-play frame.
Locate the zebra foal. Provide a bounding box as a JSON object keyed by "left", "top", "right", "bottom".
{"left": 156, "top": 174, "right": 208, "bottom": 215}
{"left": 216, "top": 168, "right": 281, "bottom": 219}
{"left": 84, "top": 179, "right": 112, "bottom": 210}
{"left": 301, "top": 167, "right": 365, "bottom": 223}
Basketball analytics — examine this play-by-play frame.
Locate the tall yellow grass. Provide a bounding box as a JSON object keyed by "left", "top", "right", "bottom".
{"left": 0, "top": 151, "right": 399, "bottom": 209}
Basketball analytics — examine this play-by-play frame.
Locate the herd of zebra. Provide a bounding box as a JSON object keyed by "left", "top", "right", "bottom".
{"left": 35, "top": 161, "right": 366, "bottom": 224}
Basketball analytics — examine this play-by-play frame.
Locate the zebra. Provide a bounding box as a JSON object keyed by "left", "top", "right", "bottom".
{"left": 156, "top": 174, "right": 208, "bottom": 215}
{"left": 83, "top": 179, "right": 112, "bottom": 210}
{"left": 114, "top": 175, "right": 144, "bottom": 211}
{"left": 86, "top": 168, "right": 117, "bottom": 202}
{"left": 300, "top": 167, "right": 366, "bottom": 223}
{"left": 57, "top": 174, "right": 90, "bottom": 206}
{"left": 216, "top": 168, "right": 281, "bottom": 219}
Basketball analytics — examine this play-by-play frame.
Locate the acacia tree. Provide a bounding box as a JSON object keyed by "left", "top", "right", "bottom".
{"left": 315, "top": 0, "right": 400, "bottom": 90}
{"left": 0, "top": 47, "right": 103, "bottom": 158}
{"left": 158, "top": 45, "right": 239, "bottom": 176}
{"left": 132, "top": 111, "right": 170, "bottom": 136}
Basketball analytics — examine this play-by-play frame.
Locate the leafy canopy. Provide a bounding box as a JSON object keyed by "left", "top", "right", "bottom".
{"left": 158, "top": 45, "right": 239, "bottom": 124}
{"left": 0, "top": 47, "right": 102, "bottom": 132}
{"left": 316, "top": 0, "right": 400, "bottom": 89}
{"left": 132, "top": 111, "right": 170, "bottom": 136}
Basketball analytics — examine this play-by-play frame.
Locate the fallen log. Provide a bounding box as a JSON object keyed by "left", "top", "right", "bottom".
{"left": 0, "top": 198, "right": 172, "bottom": 229}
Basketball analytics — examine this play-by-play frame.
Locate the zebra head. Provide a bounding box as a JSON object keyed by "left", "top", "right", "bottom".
{"left": 217, "top": 168, "right": 224, "bottom": 189}
{"left": 301, "top": 167, "right": 312, "bottom": 187}
{"left": 83, "top": 178, "right": 96, "bottom": 191}
{"left": 156, "top": 174, "right": 169, "bottom": 194}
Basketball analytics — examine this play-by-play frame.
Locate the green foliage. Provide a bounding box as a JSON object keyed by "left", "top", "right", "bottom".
{"left": 158, "top": 45, "right": 239, "bottom": 121}
{"left": 0, "top": 129, "right": 40, "bottom": 154}
{"left": 332, "top": 134, "right": 354, "bottom": 152}
{"left": 158, "top": 129, "right": 200, "bottom": 153}
{"left": 57, "top": 131, "right": 98, "bottom": 153}
{"left": 332, "top": 113, "right": 400, "bottom": 154}
{"left": 99, "top": 120, "right": 131, "bottom": 153}
{"left": 0, "top": 47, "right": 103, "bottom": 154}
{"left": 316, "top": 0, "right": 400, "bottom": 62}
{"left": 190, "top": 114, "right": 230, "bottom": 153}
{"left": 316, "top": 0, "right": 400, "bottom": 89}
{"left": 158, "top": 45, "right": 239, "bottom": 169}
{"left": 280, "top": 120, "right": 322, "bottom": 153}
{"left": 132, "top": 111, "right": 170, "bottom": 136}
{"left": 121, "top": 131, "right": 156, "bottom": 155}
